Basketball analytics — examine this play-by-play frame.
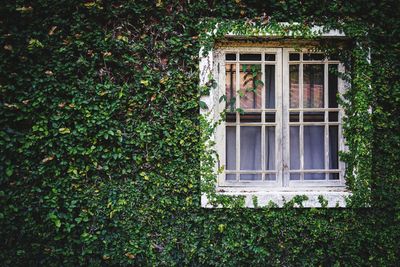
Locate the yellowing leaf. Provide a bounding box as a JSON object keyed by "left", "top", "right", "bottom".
{"left": 116, "top": 35, "right": 128, "bottom": 43}
{"left": 125, "top": 252, "right": 135, "bottom": 259}
{"left": 140, "top": 80, "right": 149, "bottom": 86}
{"left": 59, "top": 128, "right": 71, "bottom": 134}
{"left": 42, "top": 156, "right": 54, "bottom": 163}
{"left": 48, "top": 26, "right": 58, "bottom": 36}
{"left": 16, "top": 6, "right": 33, "bottom": 13}
{"left": 84, "top": 2, "right": 96, "bottom": 8}
{"left": 160, "top": 76, "right": 168, "bottom": 84}
{"left": 4, "top": 44, "right": 12, "bottom": 51}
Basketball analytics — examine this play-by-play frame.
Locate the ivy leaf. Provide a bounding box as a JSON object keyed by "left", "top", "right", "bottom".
{"left": 140, "top": 80, "right": 149, "bottom": 86}
{"left": 59, "top": 128, "right": 71, "bottom": 134}
{"left": 219, "top": 95, "right": 227, "bottom": 103}
{"left": 242, "top": 64, "right": 247, "bottom": 72}
{"left": 236, "top": 108, "right": 244, "bottom": 114}
{"left": 199, "top": 101, "right": 208, "bottom": 110}
{"left": 6, "top": 166, "right": 13, "bottom": 177}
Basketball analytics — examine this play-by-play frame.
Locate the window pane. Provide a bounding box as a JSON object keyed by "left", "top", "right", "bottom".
{"left": 304, "top": 64, "right": 324, "bottom": 108}
{"left": 240, "top": 126, "right": 261, "bottom": 170}
{"left": 289, "top": 53, "right": 300, "bottom": 61}
{"left": 225, "top": 53, "right": 236, "bottom": 61}
{"left": 240, "top": 54, "right": 261, "bottom": 61}
{"left": 290, "top": 173, "right": 300, "bottom": 180}
{"left": 265, "top": 54, "right": 276, "bottom": 61}
{"left": 303, "top": 112, "right": 325, "bottom": 122}
{"left": 329, "top": 173, "right": 339, "bottom": 180}
{"left": 226, "top": 127, "right": 236, "bottom": 170}
{"left": 304, "top": 173, "right": 325, "bottom": 180}
{"left": 240, "top": 64, "right": 262, "bottom": 109}
{"left": 226, "top": 174, "right": 236, "bottom": 181}
{"left": 304, "top": 126, "right": 325, "bottom": 170}
{"left": 240, "top": 113, "right": 261, "bottom": 123}
{"left": 303, "top": 53, "right": 325, "bottom": 61}
{"left": 265, "top": 65, "right": 275, "bottom": 108}
{"left": 225, "top": 64, "right": 236, "bottom": 110}
{"left": 265, "top": 174, "right": 276, "bottom": 181}
{"left": 290, "top": 65, "right": 299, "bottom": 108}
{"left": 290, "top": 126, "right": 300, "bottom": 170}
{"left": 265, "top": 112, "right": 275, "bottom": 122}
{"left": 265, "top": 127, "right": 275, "bottom": 170}
{"left": 328, "top": 112, "right": 338, "bottom": 122}
{"left": 329, "top": 126, "right": 339, "bottom": 170}
{"left": 328, "top": 64, "right": 339, "bottom": 108}
{"left": 240, "top": 174, "right": 262, "bottom": 180}
{"left": 226, "top": 113, "right": 236, "bottom": 122}
{"left": 290, "top": 112, "right": 299, "bottom": 122}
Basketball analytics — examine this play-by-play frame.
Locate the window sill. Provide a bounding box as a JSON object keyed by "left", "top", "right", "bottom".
{"left": 201, "top": 188, "right": 350, "bottom": 208}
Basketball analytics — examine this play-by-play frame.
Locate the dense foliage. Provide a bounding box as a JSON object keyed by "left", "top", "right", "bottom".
{"left": 1, "top": 0, "right": 399, "bottom": 265}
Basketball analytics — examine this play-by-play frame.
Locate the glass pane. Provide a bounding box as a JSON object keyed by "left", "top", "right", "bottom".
{"left": 265, "top": 54, "right": 276, "bottom": 61}
{"left": 304, "top": 126, "right": 325, "bottom": 170}
{"left": 303, "top": 112, "right": 325, "bottom": 122}
{"left": 226, "top": 113, "right": 236, "bottom": 122}
{"left": 303, "top": 53, "right": 325, "bottom": 61}
{"left": 240, "top": 126, "right": 261, "bottom": 170}
{"left": 290, "top": 65, "right": 299, "bottom": 108}
{"left": 226, "top": 127, "right": 236, "bottom": 170}
{"left": 240, "top": 174, "right": 262, "bottom": 180}
{"left": 329, "top": 126, "right": 339, "bottom": 170}
{"left": 225, "top": 64, "right": 236, "bottom": 110}
{"left": 240, "top": 54, "right": 261, "bottom": 61}
{"left": 265, "top": 112, "right": 275, "bottom": 122}
{"left": 328, "top": 64, "right": 339, "bottom": 108}
{"left": 240, "top": 64, "right": 262, "bottom": 109}
{"left": 289, "top": 53, "right": 300, "bottom": 61}
{"left": 225, "top": 53, "right": 236, "bottom": 61}
{"left": 329, "top": 112, "right": 338, "bottom": 122}
{"left": 290, "top": 112, "right": 299, "bottom": 122}
{"left": 304, "top": 173, "right": 325, "bottom": 180}
{"left": 329, "top": 173, "right": 339, "bottom": 180}
{"left": 290, "top": 173, "right": 300, "bottom": 180}
{"left": 265, "top": 174, "right": 276, "bottom": 181}
{"left": 226, "top": 174, "right": 236, "bottom": 181}
{"left": 265, "top": 127, "right": 275, "bottom": 170}
{"left": 240, "top": 113, "right": 261, "bottom": 123}
{"left": 290, "top": 126, "right": 300, "bottom": 170}
{"left": 304, "top": 64, "right": 324, "bottom": 108}
{"left": 265, "top": 65, "right": 275, "bottom": 108}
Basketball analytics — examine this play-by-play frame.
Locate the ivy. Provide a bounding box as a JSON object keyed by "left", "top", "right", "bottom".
{"left": 1, "top": 0, "right": 399, "bottom": 266}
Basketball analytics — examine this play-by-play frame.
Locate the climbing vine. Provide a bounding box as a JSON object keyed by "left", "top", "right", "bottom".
{"left": 1, "top": 0, "right": 399, "bottom": 265}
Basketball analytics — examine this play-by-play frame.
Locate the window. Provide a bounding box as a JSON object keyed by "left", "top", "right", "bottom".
{"left": 201, "top": 45, "right": 350, "bottom": 207}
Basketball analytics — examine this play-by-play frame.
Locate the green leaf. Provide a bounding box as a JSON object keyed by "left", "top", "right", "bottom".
{"left": 199, "top": 101, "right": 208, "bottom": 110}
{"left": 236, "top": 108, "right": 244, "bottom": 114}
{"left": 6, "top": 166, "right": 13, "bottom": 177}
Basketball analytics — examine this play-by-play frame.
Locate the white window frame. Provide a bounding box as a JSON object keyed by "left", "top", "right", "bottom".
{"left": 200, "top": 43, "right": 350, "bottom": 208}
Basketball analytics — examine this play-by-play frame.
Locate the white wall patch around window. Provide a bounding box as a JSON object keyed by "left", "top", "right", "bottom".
{"left": 200, "top": 39, "right": 350, "bottom": 208}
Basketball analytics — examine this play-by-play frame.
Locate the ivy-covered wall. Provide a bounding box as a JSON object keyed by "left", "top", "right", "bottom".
{"left": 1, "top": 1, "right": 399, "bottom": 265}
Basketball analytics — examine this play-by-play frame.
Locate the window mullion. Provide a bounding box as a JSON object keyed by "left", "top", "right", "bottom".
{"left": 235, "top": 56, "right": 240, "bottom": 181}
{"left": 324, "top": 61, "right": 329, "bottom": 180}
{"left": 261, "top": 55, "right": 266, "bottom": 181}
{"left": 299, "top": 56, "right": 304, "bottom": 181}
{"left": 281, "top": 48, "right": 289, "bottom": 187}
